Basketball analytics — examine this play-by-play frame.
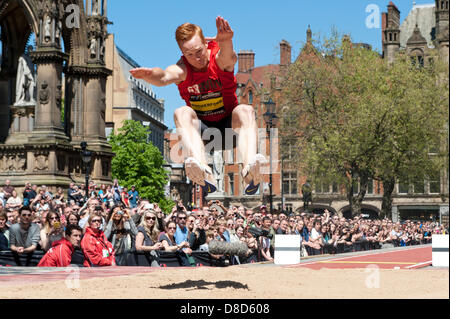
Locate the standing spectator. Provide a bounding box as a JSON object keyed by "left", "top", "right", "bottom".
{"left": 174, "top": 211, "right": 189, "bottom": 246}
{"left": 0, "top": 210, "right": 10, "bottom": 250}
{"left": 66, "top": 212, "right": 80, "bottom": 227}
{"left": 98, "top": 184, "right": 108, "bottom": 204}
{"left": 6, "top": 190, "right": 22, "bottom": 211}
{"left": 37, "top": 225, "right": 83, "bottom": 267}
{"left": 39, "top": 211, "right": 64, "bottom": 252}
{"left": 112, "top": 179, "right": 122, "bottom": 205}
{"left": 9, "top": 207, "right": 41, "bottom": 256}
{"left": 105, "top": 185, "right": 115, "bottom": 208}
{"left": 309, "top": 220, "right": 324, "bottom": 255}
{"left": 259, "top": 216, "right": 274, "bottom": 262}
{"left": 104, "top": 206, "right": 138, "bottom": 266}
{"left": 79, "top": 198, "right": 106, "bottom": 230}
{"left": 277, "top": 219, "right": 289, "bottom": 234}
{"left": 22, "top": 182, "right": 33, "bottom": 207}
{"left": 128, "top": 185, "right": 139, "bottom": 208}
{"left": 121, "top": 187, "right": 130, "bottom": 208}
{"left": 81, "top": 214, "right": 116, "bottom": 267}
{"left": 54, "top": 187, "right": 65, "bottom": 203}
{"left": 159, "top": 221, "right": 190, "bottom": 252}
{"left": 3, "top": 179, "right": 15, "bottom": 201}
{"left": 135, "top": 210, "right": 163, "bottom": 266}
{"left": 216, "top": 219, "right": 230, "bottom": 242}
{"left": 67, "top": 183, "right": 77, "bottom": 203}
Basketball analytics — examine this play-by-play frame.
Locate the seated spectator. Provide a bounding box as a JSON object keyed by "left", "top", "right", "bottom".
{"left": 40, "top": 211, "right": 64, "bottom": 251}
{"left": 159, "top": 221, "right": 190, "bottom": 252}
{"left": 104, "top": 205, "right": 138, "bottom": 266}
{"left": 81, "top": 214, "right": 116, "bottom": 267}
{"left": 9, "top": 207, "right": 41, "bottom": 256}
{"left": 0, "top": 210, "right": 10, "bottom": 251}
{"left": 2, "top": 179, "right": 15, "bottom": 201}
{"left": 37, "top": 225, "right": 83, "bottom": 267}
{"left": 6, "top": 190, "right": 22, "bottom": 212}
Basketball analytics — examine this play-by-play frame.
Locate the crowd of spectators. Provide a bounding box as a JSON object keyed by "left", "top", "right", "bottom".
{"left": 0, "top": 179, "right": 448, "bottom": 267}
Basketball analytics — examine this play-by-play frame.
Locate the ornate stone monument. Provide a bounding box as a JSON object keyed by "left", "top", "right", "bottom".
{"left": 0, "top": 0, "right": 113, "bottom": 191}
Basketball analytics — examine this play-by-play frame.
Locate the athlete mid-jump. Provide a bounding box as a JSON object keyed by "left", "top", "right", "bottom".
{"left": 130, "top": 16, "right": 266, "bottom": 195}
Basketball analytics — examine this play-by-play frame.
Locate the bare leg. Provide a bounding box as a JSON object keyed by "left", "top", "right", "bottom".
{"left": 174, "top": 106, "right": 215, "bottom": 190}
{"left": 174, "top": 106, "right": 207, "bottom": 166}
{"left": 232, "top": 104, "right": 266, "bottom": 192}
{"left": 232, "top": 104, "right": 257, "bottom": 169}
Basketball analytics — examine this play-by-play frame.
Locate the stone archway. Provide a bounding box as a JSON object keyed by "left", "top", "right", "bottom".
{"left": 0, "top": 0, "right": 113, "bottom": 191}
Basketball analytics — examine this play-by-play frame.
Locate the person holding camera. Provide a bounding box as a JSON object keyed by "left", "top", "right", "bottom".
{"left": 39, "top": 211, "right": 64, "bottom": 251}
{"left": 104, "top": 205, "right": 138, "bottom": 266}
{"left": 78, "top": 198, "right": 106, "bottom": 231}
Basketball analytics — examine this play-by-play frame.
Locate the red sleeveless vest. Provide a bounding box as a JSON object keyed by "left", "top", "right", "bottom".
{"left": 177, "top": 41, "right": 238, "bottom": 122}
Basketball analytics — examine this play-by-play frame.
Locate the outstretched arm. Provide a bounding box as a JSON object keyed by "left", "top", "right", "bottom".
{"left": 206, "top": 16, "right": 237, "bottom": 72}
{"left": 130, "top": 59, "right": 186, "bottom": 87}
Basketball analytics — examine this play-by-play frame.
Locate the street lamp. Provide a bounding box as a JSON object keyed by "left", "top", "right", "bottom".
{"left": 80, "top": 141, "right": 92, "bottom": 201}
{"left": 263, "top": 99, "right": 279, "bottom": 214}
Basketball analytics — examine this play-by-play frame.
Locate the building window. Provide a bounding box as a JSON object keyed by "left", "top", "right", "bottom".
{"left": 429, "top": 171, "right": 441, "bottom": 194}
{"left": 367, "top": 178, "right": 374, "bottom": 194}
{"left": 283, "top": 172, "right": 298, "bottom": 195}
{"left": 413, "top": 179, "right": 425, "bottom": 194}
{"left": 228, "top": 173, "right": 234, "bottom": 196}
{"left": 398, "top": 181, "right": 409, "bottom": 194}
{"left": 248, "top": 90, "right": 253, "bottom": 105}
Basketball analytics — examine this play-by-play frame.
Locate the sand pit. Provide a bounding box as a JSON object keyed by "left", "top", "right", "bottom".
{"left": 1, "top": 265, "right": 448, "bottom": 299}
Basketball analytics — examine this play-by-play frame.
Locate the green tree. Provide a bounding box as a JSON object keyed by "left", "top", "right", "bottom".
{"left": 280, "top": 31, "right": 449, "bottom": 217}
{"left": 108, "top": 120, "right": 174, "bottom": 213}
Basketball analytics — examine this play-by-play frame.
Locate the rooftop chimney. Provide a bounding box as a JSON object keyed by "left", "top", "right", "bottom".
{"left": 280, "top": 40, "right": 291, "bottom": 67}
{"left": 238, "top": 50, "right": 255, "bottom": 73}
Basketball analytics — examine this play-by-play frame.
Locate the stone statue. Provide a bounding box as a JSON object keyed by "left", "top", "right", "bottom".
{"left": 55, "top": 19, "right": 62, "bottom": 45}
{"left": 15, "top": 55, "right": 36, "bottom": 106}
{"left": 212, "top": 150, "right": 224, "bottom": 193}
{"left": 44, "top": 15, "right": 52, "bottom": 43}
{"left": 89, "top": 37, "right": 97, "bottom": 58}
{"left": 92, "top": 0, "right": 100, "bottom": 15}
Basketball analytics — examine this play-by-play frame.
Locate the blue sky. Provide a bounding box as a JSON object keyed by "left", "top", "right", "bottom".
{"left": 108, "top": 0, "right": 434, "bottom": 130}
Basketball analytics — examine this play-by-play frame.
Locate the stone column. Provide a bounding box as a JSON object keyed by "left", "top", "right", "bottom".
{"left": 29, "top": 50, "right": 69, "bottom": 142}
{"left": 392, "top": 205, "right": 399, "bottom": 223}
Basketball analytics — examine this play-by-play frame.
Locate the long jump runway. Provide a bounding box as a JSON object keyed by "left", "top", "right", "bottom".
{"left": 288, "top": 245, "right": 433, "bottom": 270}
{"left": 0, "top": 245, "right": 434, "bottom": 288}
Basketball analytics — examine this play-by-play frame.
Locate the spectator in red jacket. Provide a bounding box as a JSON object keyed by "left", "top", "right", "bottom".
{"left": 81, "top": 214, "right": 116, "bottom": 267}
{"left": 37, "top": 224, "right": 83, "bottom": 267}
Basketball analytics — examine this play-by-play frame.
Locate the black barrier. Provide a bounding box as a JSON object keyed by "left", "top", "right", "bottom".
{"left": 0, "top": 250, "right": 45, "bottom": 267}
{"left": 0, "top": 250, "right": 229, "bottom": 268}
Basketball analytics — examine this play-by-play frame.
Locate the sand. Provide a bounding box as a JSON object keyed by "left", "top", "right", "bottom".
{"left": 1, "top": 265, "right": 448, "bottom": 299}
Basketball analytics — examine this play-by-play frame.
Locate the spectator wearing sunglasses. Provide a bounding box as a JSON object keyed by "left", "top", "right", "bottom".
{"left": 135, "top": 210, "right": 163, "bottom": 266}
{"left": 9, "top": 207, "right": 41, "bottom": 256}
{"left": 81, "top": 214, "right": 116, "bottom": 267}
{"left": 39, "top": 211, "right": 64, "bottom": 252}
{"left": 159, "top": 221, "right": 190, "bottom": 252}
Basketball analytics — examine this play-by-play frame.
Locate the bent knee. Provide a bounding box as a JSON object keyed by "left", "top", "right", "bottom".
{"left": 232, "top": 104, "right": 255, "bottom": 121}
{"left": 174, "top": 106, "right": 198, "bottom": 125}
